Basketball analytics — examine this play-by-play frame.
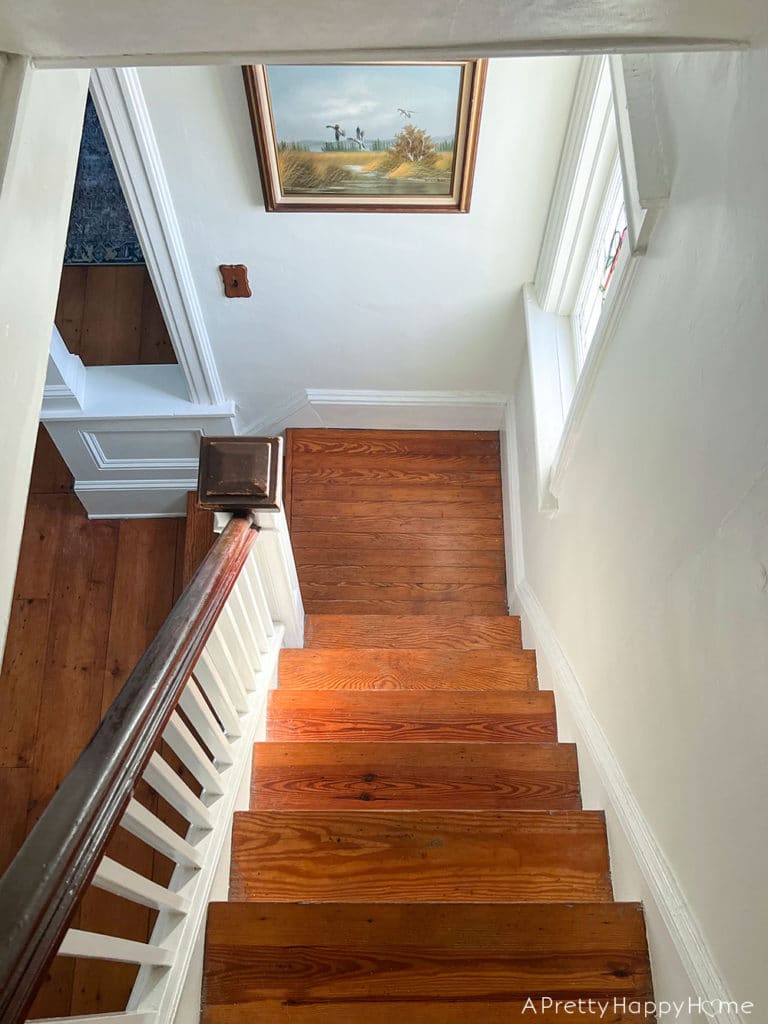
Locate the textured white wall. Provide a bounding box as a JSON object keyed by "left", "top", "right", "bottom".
{"left": 136, "top": 57, "right": 578, "bottom": 431}
{"left": 0, "top": 61, "right": 88, "bottom": 650}
{"left": 514, "top": 47, "right": 768, "bottom": 1011}
{"left": 0, "top": 0, "right": 765, "bottom": 65}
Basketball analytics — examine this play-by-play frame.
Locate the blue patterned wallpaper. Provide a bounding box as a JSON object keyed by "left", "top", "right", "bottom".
{"left": 64, "top": 95, "right": 145, "bottom": 265}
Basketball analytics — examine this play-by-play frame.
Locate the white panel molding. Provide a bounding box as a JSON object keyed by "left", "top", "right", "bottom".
{"left": 80, "top": 430, "right": 199, "bottom": 472}
{"left": 90, "top": 67, "right": 224, "bottom": 406}
{"left": 306, "top": 388, "right": 508, "bottom": 430}
{"left": 503, "top": 401, "right": 743, "bottom": 1024}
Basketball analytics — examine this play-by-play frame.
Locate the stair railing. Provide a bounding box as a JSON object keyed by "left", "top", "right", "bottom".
{"left": 0, "top": 436, "right": 303, "bottom": 1024}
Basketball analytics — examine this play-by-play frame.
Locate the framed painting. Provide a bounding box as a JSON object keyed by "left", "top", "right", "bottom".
{"left": 243, "top": 61, "right": 487, "bottom": 213}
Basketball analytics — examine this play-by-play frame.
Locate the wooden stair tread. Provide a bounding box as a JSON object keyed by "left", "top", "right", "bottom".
{"left": 305, "top": 614, "right": 522, "bottom": 650}
{"left": 279, "top": 647, "right": 537, "bottom": 690}
{"left": 204, "top": 902, "right": 651, "bottom": 1015}
{"left": 230, "top": 809, "right": 612, "bottom": 902}
{"left": 267, "top": 690, "right": 555, "bottom": 742}
{"left": 204, "top": 1001, "right": 653, "bottom": 1022}
{"left": 251, "top": 741, "right": 580, "bottom": 810}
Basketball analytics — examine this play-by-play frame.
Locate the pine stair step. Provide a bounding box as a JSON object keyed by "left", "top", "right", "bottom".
{"left": 205, "top": 1002, "right": 653, "bottom": 1023}
{"left": 230, "top": 810, "right": 612, "bottom": 902}
{"left": 278, "top": 647, "right": 537, "bottom": 690}
{"left": 305, "top": 614, "right": 522, "bottom": 650}
{"left": 203, "top": 901, "right": 652, "bottom": 1017}
{"left": 266, "top": 690, "right": 556, "bottom": 743}
{"left": 251, "top": 741, "right": 580, "bottom": 811}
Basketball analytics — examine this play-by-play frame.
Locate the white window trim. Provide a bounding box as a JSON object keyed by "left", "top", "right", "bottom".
{"left": 525, "top": 54, "right": 669, "bottom": 513}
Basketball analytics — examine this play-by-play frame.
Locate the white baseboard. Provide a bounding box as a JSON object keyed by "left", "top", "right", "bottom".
{"left": 244, "top": 388, "right": 509, "bottom": 435}
{"left": 307, "top": 388, "right": 508, "bottom": 430}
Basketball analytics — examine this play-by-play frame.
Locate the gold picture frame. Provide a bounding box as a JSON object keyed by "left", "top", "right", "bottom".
{"left": 243, "top": 61, "right": 487, "bottom": 213}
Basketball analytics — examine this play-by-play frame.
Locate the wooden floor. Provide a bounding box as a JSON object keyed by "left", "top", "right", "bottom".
{"left": 55, "top": 265, "right": 176, "bottom": 365}
{"left": 0, "top": 430, "right": 211, "bottom": 1017}
{"left": 284, "top": 428, "right": 507, "bottom": 616}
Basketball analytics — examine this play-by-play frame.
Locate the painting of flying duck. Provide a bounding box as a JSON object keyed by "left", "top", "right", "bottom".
{"left": 243, "top": 61, "right": 486, "bottom": 212}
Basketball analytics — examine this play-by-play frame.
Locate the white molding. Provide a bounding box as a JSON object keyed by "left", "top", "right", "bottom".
{"left": 516, "top": 580, "right": 743, "bottom": 1024}
{"left": 241, "top": 390, "right": 316, "bottom": 436}
{"left": 89, "top": 67, "right": 224, "bottom": 406}
{"left": 535, "top": 56, "right": 615, "bottom": 314}
{"left": 75, "top": 477, "right": 197, "bottom": 518}
{"left": 241, "top": 388, "right": 509, "bottom": 435}
{"left": 499, "top": 398, "right": 525, "bottom": 613}
{"left": 307, "top": 388, "right": 508, "bottom": 430}
{"left": 548, "top": 246, "right": 638, "bottom": 499}
{"left": 80, "top": 429, "right": 199, "bottom": 472}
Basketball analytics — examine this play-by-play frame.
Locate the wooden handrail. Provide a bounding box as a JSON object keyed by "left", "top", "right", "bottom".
{"left": 0, "top": 512, "right": 259, "bottom": 1023}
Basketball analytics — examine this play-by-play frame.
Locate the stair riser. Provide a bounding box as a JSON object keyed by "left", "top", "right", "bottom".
{"left": 305, "top": 615, "right": 522, "bottom": 650}
{"left": 279, "top": 648, "right": 537, "bottom": 690}
{"left": 252, "top": 742, "right": 580, "bottom": 811}
{"left": 230, "top": 811, "right": 612, "bottom": 903}
{"left": 267, "top": 691, "right": 554, "bottom": 742}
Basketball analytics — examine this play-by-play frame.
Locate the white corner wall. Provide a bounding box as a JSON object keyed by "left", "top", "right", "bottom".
{"left": 0, "top": 60, "right": 88, "bottom": 650}
{"left": 510, "top": 47, "right": 768, "bottom": 1020}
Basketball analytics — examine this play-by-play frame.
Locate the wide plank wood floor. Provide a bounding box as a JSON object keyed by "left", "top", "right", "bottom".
{"left": 0, "top": 434, "right": 208, "bottom": 1018}
{"left": 285, "top": 429, "right": 507, "bottom": 616}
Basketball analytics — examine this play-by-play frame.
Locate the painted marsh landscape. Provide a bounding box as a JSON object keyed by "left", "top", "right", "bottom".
{"left": 245, "top": 62, "right": 486, "bottom": 211}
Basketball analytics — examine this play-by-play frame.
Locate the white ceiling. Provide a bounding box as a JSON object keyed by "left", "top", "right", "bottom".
{"left": 137, "top": 56, "right": 580, "bottom": 430}
{"left": 1, "top": 0, "right": 764, "bottom": 64}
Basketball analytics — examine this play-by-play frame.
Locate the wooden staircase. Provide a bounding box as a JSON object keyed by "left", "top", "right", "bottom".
{"left": 203, "top": 614, "right": 653, "bottom": 1022}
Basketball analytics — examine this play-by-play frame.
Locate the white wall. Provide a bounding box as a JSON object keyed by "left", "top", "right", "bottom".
{"left": 135, "top": 57, "right": 577, "bottom": 433}
{"left": 0, "top": 0, "right": 764, "bottom": 66}
{"left": 512, "top": 47, "right": 768, "bottom": 1016}
{"left": 0, "top": 59, "right": 88, "bottom": 650}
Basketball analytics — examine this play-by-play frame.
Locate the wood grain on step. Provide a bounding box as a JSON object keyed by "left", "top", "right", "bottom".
{"left": 266, "top": 691, "right": 554, "bottom": 742}
{"left": 204, "top": 1000, "right": 654, "bottom": 1023}
{"left": 305, "top": 614, "right": 521, "bottom": 650}
{"left": 301, "top": 600, "right": 509, "bottom": 616}
{"left": 299, "top": 563, "right": 506, "bottom": 584}
{"left": 204, "top": 901, "right": 650, "bottom": 1010}
{"left": 292, "top": 465, "right": 501, "bottom": 485}
{"left": 292, "top": 499, "right": 503, "bottom": 521}
{"left": 278, "top": 648, "right": 537, "bottom": 690}
{"left": 288, "top": 428, "right": 500, "bottom": 458}
{"left": 229, "top": 810, "right": 612, "bottom": 902}
{"left": 251, "top": 741, "right": 580, "bottom": 810}
{"left": 292, "top": 531, "right": 504, "bottom": 551}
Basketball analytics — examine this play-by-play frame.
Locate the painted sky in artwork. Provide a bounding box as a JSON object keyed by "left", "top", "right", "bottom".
{"left": 266, "top": 64, "right": 463, "bottom": 144}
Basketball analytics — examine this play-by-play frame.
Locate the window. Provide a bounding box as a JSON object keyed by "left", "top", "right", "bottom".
{"left": 572, "top": 156, "right": 628, "bottom": 367}
{"left": 524, "top": 54, "right": 668, "bottom": 512}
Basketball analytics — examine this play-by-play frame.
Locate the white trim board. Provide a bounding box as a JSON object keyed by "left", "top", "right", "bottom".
{"left": 501, "top": 397, "right": 744, "bottom": 1024}
{"left": 243, "top": 389, "right": 509, "bottom": 434}
{"left": 75, "top": 477, "right": 198, "bottom": 518}
{"left": 89, "top": 67, "right": 224, "bottom": 407}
